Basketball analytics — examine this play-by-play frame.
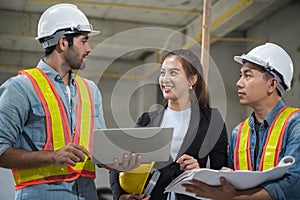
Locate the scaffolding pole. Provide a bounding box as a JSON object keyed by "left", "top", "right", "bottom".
{"left": 201, "top": 0, "right": 212, "bottom": 81}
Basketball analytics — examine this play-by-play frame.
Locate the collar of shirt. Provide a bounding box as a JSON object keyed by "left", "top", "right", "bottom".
{"left": 37, "top": 59, "right": 75, "bottom": 86}
{"left": 248, "top": 100, "right": 285, "bottom": 129}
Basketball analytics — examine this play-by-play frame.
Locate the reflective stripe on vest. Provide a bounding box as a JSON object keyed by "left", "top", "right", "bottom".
{"left": 14, "top": 68, "right": 95, "bottom": 189}
{"left": 234, "top": 118, "right": 252, "bottom": 170}
{"left": 72, "top": 75, "right": 95, "bottom": 172}
{"left": 234, "top": 106, "right": 300, "bottom": 171}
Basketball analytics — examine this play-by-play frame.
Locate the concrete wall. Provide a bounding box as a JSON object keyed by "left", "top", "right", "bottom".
{"left": 246, "top": 1, "right": 300, "bottom": 108}
{"left": 1, "top": 1, "right": 300, "bottom": 199}
{"left": 210, "top": 41, "right": 248, "bottom": 132}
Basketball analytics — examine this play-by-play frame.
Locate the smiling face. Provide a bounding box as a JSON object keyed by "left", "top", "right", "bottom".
{"left": 159, "top": 55, "right": 196, "bottom": 105}
{"left": 236, "top": 62, "right": 273, "bottom": 107}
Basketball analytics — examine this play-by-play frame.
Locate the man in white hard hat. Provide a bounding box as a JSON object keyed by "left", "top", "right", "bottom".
{"left": 182, "top": 43, "right": 300, "bottom": 199}
{"left": 0, "top": 4, "right": 140, "bottom": 200}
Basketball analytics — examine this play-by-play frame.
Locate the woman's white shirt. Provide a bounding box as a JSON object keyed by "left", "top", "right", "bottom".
{"left": 161, "top": 107, "right": 191, "bottom": 161}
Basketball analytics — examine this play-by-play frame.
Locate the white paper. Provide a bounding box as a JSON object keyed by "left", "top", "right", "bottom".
{"left": 164, "top": 156, "right": 295, "bottom": 199}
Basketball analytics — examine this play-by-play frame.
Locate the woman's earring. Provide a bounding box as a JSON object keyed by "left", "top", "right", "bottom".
{"left": 189, "top": 85, "right": 193, "bottom": 90}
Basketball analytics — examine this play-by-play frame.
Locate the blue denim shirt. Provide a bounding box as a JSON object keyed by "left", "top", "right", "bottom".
{"left": 0, "top": 60, "right": 106, "bottom": 200}
{"left": 229, "top": 100, "right": 300, "bottom": 200}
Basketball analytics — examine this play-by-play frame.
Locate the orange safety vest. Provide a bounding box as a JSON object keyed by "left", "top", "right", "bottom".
{"left": 13, "top": 68, "right": 95, "bottom": 190}
{"left": 234, "top": 106, "right": 300, "bottom": 171}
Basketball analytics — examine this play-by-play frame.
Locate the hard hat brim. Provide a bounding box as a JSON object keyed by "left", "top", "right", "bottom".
{"left": 88, "top": 30, "right": 101, "bottom": 37}
{"left": 234, "top": 54, "right": 266, "bottom": 68}
{"left": 234, "top": 55, "right": 244, "bottom": 65}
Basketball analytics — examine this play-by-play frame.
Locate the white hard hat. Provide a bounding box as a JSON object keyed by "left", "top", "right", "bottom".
{"left": 234, "top": 43, "right": 294, "bottom": 91}
{"left": 36, "top": 4, "right": 100, "bottom": 48}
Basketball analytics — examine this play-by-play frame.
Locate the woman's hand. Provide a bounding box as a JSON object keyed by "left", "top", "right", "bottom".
{"left": 176, "top": 154, "right": 199, "bottom": 171}
{"left": 98, "top": 152, "right": 142, "bottom": 172}
{"left": 221, "top": 167, "right": 233, "bottom": 171}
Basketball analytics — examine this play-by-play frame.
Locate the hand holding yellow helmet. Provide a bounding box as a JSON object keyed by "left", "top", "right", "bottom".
{"left": 119, "top": 162, "right": 160, "bottom": 196}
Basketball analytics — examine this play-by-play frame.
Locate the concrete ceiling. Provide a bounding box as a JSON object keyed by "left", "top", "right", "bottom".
{"left": 0, "top": 0, "right": 292, "bottom": 80}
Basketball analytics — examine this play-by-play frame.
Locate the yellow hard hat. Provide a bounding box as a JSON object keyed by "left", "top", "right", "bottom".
{"left": 119, "top": 162, "right": 158, "bottom": 195}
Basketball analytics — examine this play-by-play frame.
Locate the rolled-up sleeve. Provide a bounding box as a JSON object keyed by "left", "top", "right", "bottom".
{"left": 0, "top": 77, "right": 30, "bottom": 155}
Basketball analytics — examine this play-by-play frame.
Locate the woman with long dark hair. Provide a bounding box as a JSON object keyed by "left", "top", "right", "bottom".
{"left": 110, "top": 49, "right": 228, "bottom": 200}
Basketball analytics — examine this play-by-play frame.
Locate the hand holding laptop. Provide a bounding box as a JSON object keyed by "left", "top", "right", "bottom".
{"left": 98, "top": 152, "right": 142, "bottom": 172}
{"left": 92, "top": 127, "right": 174, "bottom": 168}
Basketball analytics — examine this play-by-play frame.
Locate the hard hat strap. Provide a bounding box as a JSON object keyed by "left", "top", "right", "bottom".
{"left": 143, "top": 168, "right": 161, "bottom": 196}
{"left": 73, "top": 24, "right": 95, "bottom": 32}
{"left": 41, "top": 26, "right": 92, "bottom": 49}
{"left": 42, "top": 30, "right": 67, "bottom": 49}
{"left": 268, "top": 71, "right": 286, "bottom": 96}
{"left": 263, "top": 63, "right": 286, "bottom": 95}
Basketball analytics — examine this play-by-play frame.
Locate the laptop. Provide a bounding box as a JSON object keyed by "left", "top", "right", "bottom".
{"left": 92, "top": 127, "right": 174, "bottom": 164}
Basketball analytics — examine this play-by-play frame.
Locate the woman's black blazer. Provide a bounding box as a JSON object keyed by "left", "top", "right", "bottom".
{"left": 110, "top": 102, "right": 228, "bottom": 200}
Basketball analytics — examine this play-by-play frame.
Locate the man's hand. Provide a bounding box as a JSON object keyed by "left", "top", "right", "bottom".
{"left": 53, "top": 143, "right": 90, "bottom": 166}
{"left": 182, "top": 177, "right": 273, "bottom": 200}
{"left": 99, "top": 152, "right": 142, "bottom": 172}
{"left": 182, "top": 177, "right": 237, "bottom": 200}
{"left": 176, "top": 154, "right": 199, "bottom": 171}
{"left": 119, "top": 194, "right": 150, "bottom": 200}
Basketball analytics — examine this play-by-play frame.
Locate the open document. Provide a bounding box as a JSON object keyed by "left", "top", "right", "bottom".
{"left": 165, "top": 156, "right": 295, "bottom": 199}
